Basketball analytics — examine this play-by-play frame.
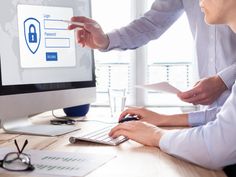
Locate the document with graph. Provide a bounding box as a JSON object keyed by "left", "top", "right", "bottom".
{"left": 0, "top": 148, "right": 115, "bottom": 176}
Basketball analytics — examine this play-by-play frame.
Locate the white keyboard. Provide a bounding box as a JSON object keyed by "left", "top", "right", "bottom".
{"left": 69, "top": 125, "right": 128, "bottom": 146}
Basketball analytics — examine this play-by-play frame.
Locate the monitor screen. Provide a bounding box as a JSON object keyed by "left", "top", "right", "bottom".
{"left": 0, "top": 0, "right": 96, "bottom": 136}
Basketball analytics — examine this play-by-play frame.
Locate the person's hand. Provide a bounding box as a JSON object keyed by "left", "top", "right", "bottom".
{"left": 177, "top": 75, "right": 227, "bottom": 105}
{"left": 68, "top": 16, "right": 109, "bottom": 49}
{"left": 119, "top": 107, "right": 189, "bottom": 127}
{"left": 119, "top": 107, "right": 166, "bottom": 126}
{"left": 109, "top": 121, "right": 165, "bottom": 147}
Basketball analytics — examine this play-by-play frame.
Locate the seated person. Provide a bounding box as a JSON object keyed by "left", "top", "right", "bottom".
{"left": 109, "top": 0, "right": 236, "bottom": 170}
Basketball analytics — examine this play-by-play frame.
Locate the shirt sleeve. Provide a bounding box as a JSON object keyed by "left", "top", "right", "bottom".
{"left": 218, "top": 63, "right": 236, "bottom": 89}
{"left": 188, "top": 106, "right": 221, "bottom": 127}
{"left": 103, "top": 0, "right": 184, "bottom": 51}
{"left": 160, "top": 81, "right": 236, "bottom": 170}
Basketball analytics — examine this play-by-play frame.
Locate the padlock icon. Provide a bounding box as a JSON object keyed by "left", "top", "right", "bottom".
{"left": 28, "top": 24, "right": 37, "bottom": 43}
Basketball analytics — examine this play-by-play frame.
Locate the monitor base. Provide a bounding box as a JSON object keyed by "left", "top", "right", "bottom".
{"left": 2, "top": 118, "right": 80, "bottom": 136}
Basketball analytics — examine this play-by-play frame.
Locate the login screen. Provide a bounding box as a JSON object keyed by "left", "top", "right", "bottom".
{"left": 0, "top": 0, "right": 92, "bottom": 86}
{"left": 18, "top": 5, "right": 76, "bottom": 68}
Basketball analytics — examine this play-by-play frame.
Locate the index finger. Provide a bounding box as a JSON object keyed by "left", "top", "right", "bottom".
{"left": 109, "top": 123, "right": 129, "bottom": 137}
{"left": 119, "top": 107, "right": 140, "bottom": 120}
{"left": 119, "top": 110, "right": 129, "bottom": 120}
{"left": 71, "top": 16, "right": 96, "bottom": 23}
{"left": 68, "top": 16, "right": 94, "bottom": 30}
{"left": 68, "top": 24, "right": 84, "bottom": 30}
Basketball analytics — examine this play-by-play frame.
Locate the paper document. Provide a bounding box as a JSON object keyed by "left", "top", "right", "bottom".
{"left": 0, "top": 148, "right": 115, "bottom": 177}
{"left": 136, "top": 82, "right": 181, "bottom": 94}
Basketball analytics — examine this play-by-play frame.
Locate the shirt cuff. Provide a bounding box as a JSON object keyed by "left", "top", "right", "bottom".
{"left": 99, "top": 31, "right": 121, "bottom": 52}
{"left": 218, "top": 64, "right": 236, "bottom": 89}
{"left": 188, "top": 111, "right": 206, "bottom": 127}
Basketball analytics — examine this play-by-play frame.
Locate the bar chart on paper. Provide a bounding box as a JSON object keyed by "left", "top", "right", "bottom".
{"left": 30, "top": 150, "right": 115, "bottom": 176}
{"left": 0, "top": 148, "right": 115, "bottom": 177}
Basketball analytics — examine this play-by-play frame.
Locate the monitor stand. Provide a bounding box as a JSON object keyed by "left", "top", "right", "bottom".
{"left": 1, "top": 117, "right": 80, "bottom": 136}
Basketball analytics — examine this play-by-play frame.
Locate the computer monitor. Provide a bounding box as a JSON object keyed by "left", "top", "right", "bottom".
{"left": 0, "top": 0, "right": 96, "bottom": 136}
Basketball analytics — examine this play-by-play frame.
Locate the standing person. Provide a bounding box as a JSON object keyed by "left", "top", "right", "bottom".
{"left": 109, "top": 0, "right": 236, "bottom": 171}
{"left": 69, "top": 0, "right": 236, "bottom": 128}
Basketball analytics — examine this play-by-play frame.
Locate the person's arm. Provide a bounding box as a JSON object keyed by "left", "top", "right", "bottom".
{"left": 188, "top": 106, "right": 221, "bottom": 127}
{"left": 118, "top": 106, "right": 221, "bottom": 128}
{"left": 68, "top": 0, "right": 184, "bottom": 51}
{"left": 160, "top": 82, "right": 236, "bottom": 169}
{"left": 119, "top": 107, "right": 189, "bottom": 127}
{"left": 105, "top": 0, "right": 184, "bottom": 51}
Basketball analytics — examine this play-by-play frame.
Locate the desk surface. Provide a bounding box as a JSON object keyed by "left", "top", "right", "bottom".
{"left": 0, "top": 107, "right": 226, "bottom": 177}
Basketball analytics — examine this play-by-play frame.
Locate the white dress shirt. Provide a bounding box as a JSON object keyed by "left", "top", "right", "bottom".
{"left": 160, "top": 81, "right": 236, "bottom": 170}
{"left": 104, "top": 0, "right": 236, "bottom": 126}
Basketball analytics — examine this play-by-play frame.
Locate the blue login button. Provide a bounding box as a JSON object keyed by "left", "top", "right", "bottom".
{"left": 46, "top": 52, "right": 58, "bottom": 61}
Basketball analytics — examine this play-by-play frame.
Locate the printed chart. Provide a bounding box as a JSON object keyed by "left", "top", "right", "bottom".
{"left": 0, "top": 148, "right": 115, "bottom": 176}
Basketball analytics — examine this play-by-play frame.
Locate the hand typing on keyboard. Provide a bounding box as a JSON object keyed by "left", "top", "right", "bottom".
{"left": 69, "top": 125, "right": 127, "bottom": 146}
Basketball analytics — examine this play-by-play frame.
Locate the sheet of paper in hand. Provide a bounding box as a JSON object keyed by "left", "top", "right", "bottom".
{"left": 136, "top": 82, "right": 181, "bottom": 94}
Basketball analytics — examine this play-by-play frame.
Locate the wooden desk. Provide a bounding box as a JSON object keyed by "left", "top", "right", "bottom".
{"left": 0, "top": 107, "right": 226, "bottom": 177}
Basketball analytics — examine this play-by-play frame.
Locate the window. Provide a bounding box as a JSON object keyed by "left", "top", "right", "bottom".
{"left": 146, "top": 0, "right": 194, "bottom": 106}
{"left": 92, "top": 0, "right": 194, "bottom": 107}
{"left": 91, "top": 0, "right": 134, "bottom": 106}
